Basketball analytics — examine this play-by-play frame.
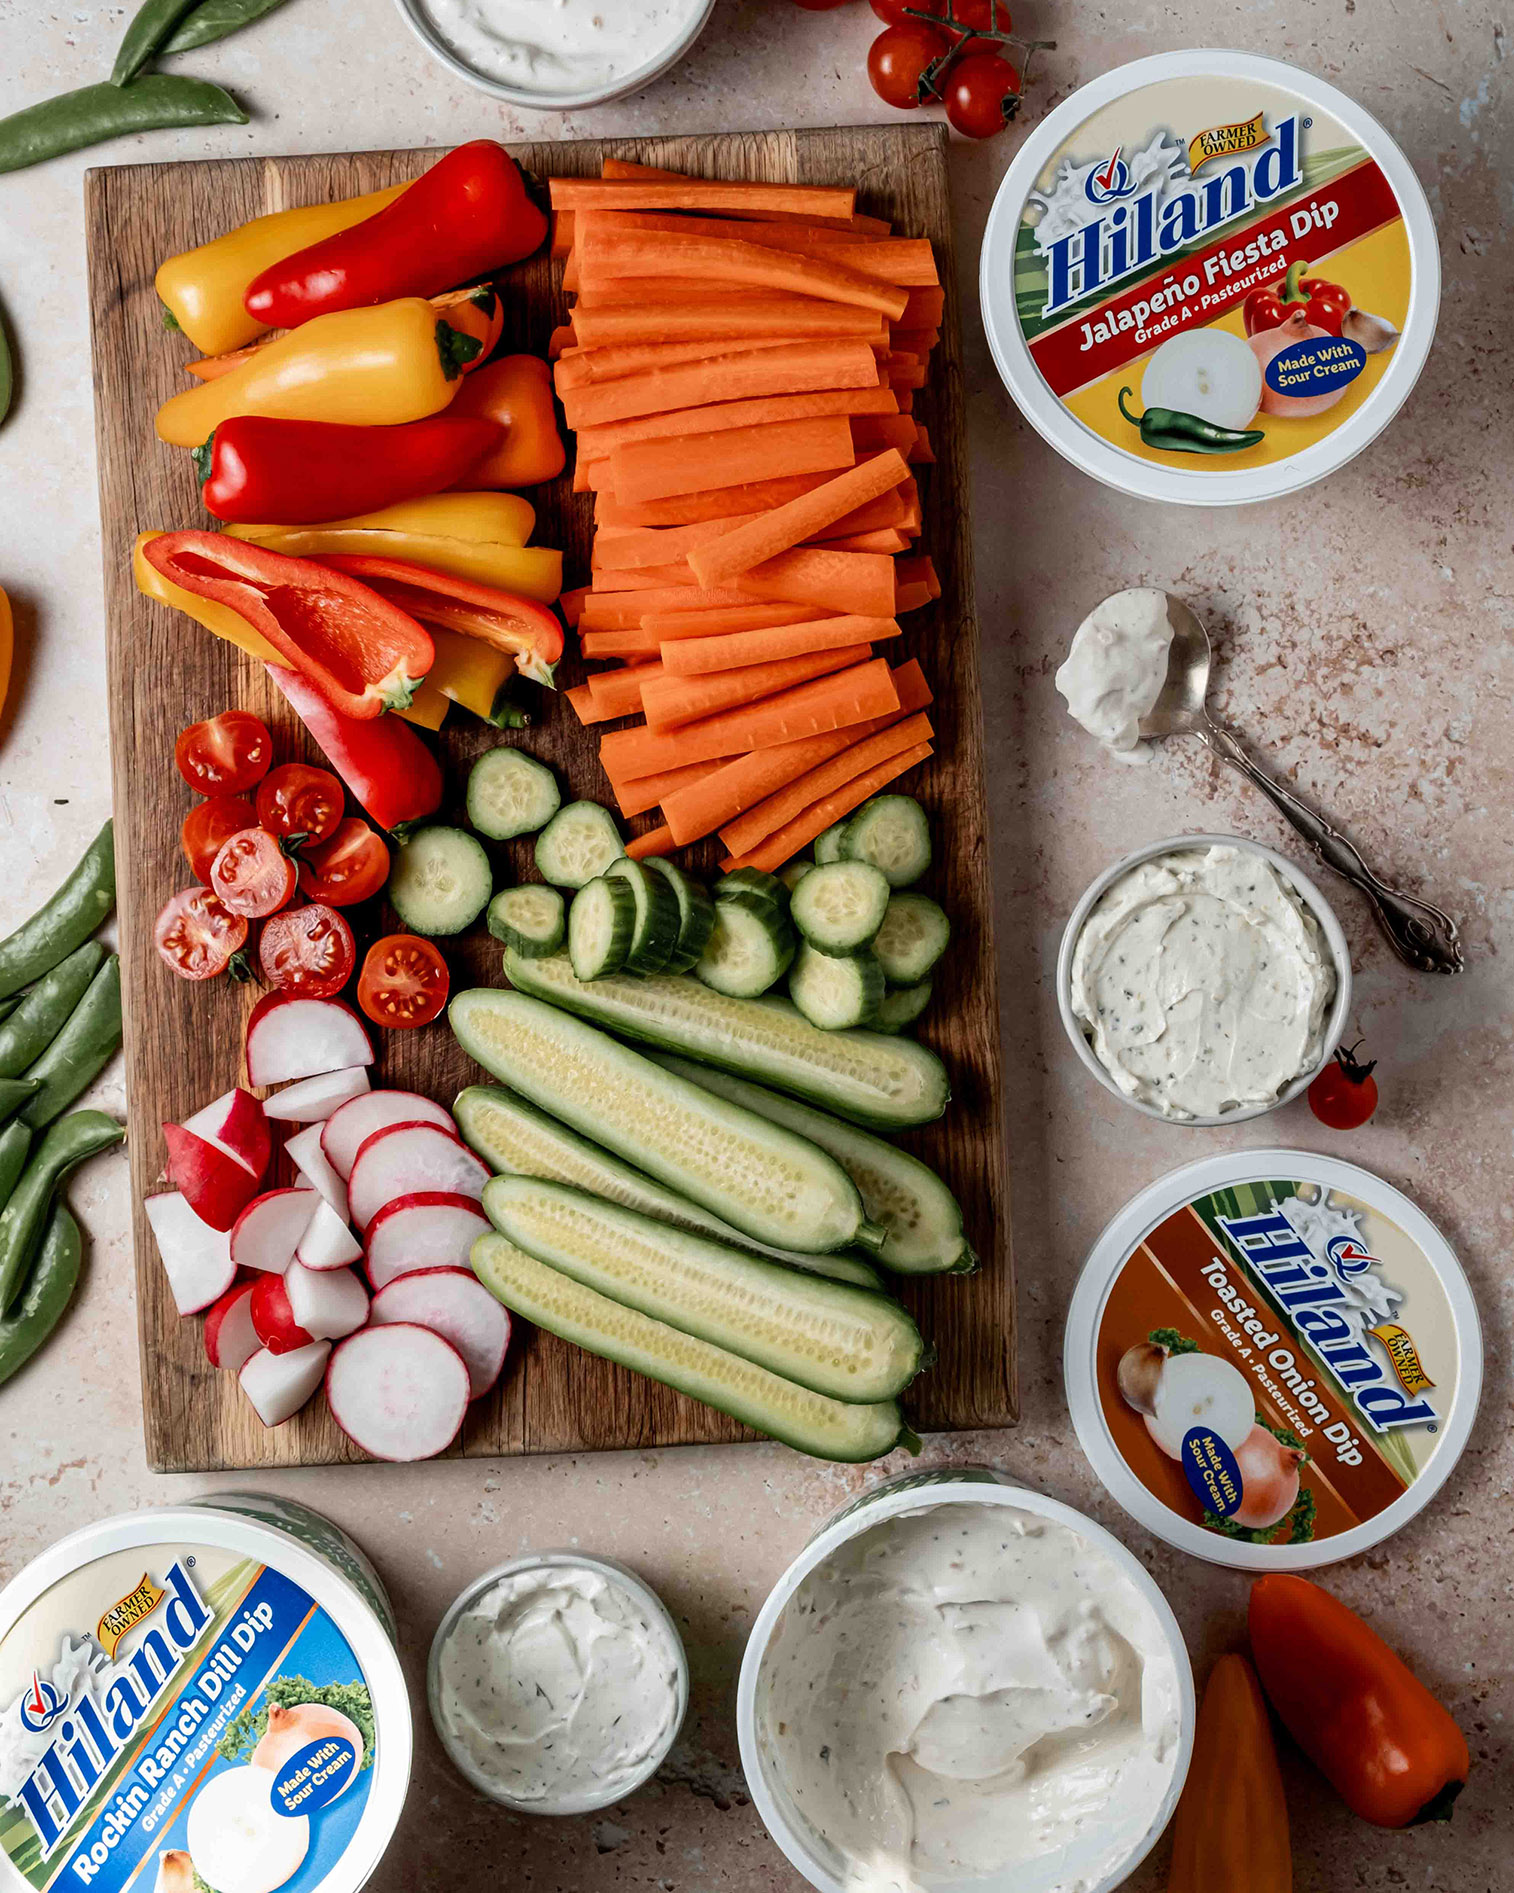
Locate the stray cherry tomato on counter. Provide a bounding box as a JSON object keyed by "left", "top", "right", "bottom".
{"left": 259, "top": 903, "right": 356, "bottom": 999}
{"left": 1308, "top": 1043, "right": 1379, "bottom": 1129}
{"left": 209, "top": 827, "right": 298, "bottom": 918}
{"left": 181, "top": 795, "right": 256, "bottom": 883}
{"left": 357, "top": 933, "right": 450, "bottom": 1029}
{"left": 255, "top": 762, "right": 345, "bottom": 847}
{"left": 154, "top": 886, "right": 248, "bottom": 981}
{"left": 943, "top": 47, "right": 1023, "bottom": 137}
{"left": 868, "top": 22, "right": 952, "bottom": 107}
{"left": 173, "top": 710, "right": 272, "bottom": 795}
{"left": 297, "top": 816, "right": 390, "bottom": 907}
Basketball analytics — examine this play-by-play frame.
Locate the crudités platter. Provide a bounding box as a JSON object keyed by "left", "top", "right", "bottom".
{"left": 85, "top": 123, "right": 1013, "bottom": 1473}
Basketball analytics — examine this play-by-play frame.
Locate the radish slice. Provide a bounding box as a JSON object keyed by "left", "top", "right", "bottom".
{"left": 250, "top": 1272, "right": 315, "bottom": 1354}
{"left": 144, "top": 1192, "right": 236, "bottom": 1315}
{"left": 296, "top": 1197, "right": 362, "bottom": 1271}
{"left": 369, "top": 1267, "right": 510, "bottom": 1400}
{"left": 245, "top": 993, "right": 373, "bottom": 1089}
{"left": 181, "top": 1086, "right": 270, "bottom": 1178}
{"left": 264, "top": 1065, "right": 371, "bottom": 1124}
{"left": 348, "top": 1124, "right": 488, "bottom": 1233}
{"left": 321, "top": 1090, "right": 456, "bottom": 1181}
{"left": 366, "top": 1193, "right": 491, "bottom": 1292}
{"left": 204, "top": 1280, "right": 259, "bottom": 1372}
{"left": 161, "top": 1122, "right": 261, "bottom": 1233}
{"left": 286, "top": 1261, "right": 369, "bottom": 1340}
{"left": 230, "top": 1187, "right": 320, "bottom": 1275}
{"left": 240, "top": 1340, "right": 330, "bottom": 1427}
{"left": 284, "top": 1123, "right": 349, "bottom": 1221}
{"left": 326, "top": 1324, "right": 469, "bottom": 1461}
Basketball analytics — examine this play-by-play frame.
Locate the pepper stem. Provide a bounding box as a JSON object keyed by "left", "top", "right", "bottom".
{"left": 1282, "top": 259, "right": 1310, "bottom": 303}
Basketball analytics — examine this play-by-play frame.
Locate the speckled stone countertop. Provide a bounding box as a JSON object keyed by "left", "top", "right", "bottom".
{"left": 1, "top": 3, "right": 1509, "bottom": 1888}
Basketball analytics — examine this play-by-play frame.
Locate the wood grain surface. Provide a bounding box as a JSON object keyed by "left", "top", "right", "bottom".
{"left": 85, "top": 123, "right": 1014, "bottom": 1473}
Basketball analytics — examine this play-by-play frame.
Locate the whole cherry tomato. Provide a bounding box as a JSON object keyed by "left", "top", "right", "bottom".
{"left": 297, "top": 817, "right": 390, "bottom": 907}
{"left": 255, "top": 762, "right": 345, "bottom": 847}
{"left": 173, "top": 710, "right": 272, "bottom": 795}
{"left": 357, "top": 934, "right": 450, "bottom": 1029}
{"left": 943, "top": 47, "right": 1022, "bottom": 137}
{"left": 1308, "top": 1043, "right": 1379, "bottom": 1129}
{"left": 868, "top": 22, "right": 952, "bottom": 108}
{"left": 955, "top": 0, "right": 1011, "bottom": 30}
{"left": 154, "top": 886, "right": 248, "bottom": 981}
{"left": 209, "top": 827, "right": 298, "bottom": 918}
{"left": 181, "top": 795, "right": 256, "bottom": 883}
{"left": 870, "top": 0, "right": 945, "bottom": 21}
{"left": 259, "top": 903, "right": 356, "bottom": 999}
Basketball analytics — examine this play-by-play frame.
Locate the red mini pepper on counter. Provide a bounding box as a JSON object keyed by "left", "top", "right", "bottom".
{"left": 316, "top": 554, "right": 564, "bottom": 687}
{"left": 243, "top": 142, "right": 549, "bottom": 331}
{"left": 1244, "top": 258, "right": 1353, "bottom": 337}
{"left": 144, "top": 531, "right": 434, "bottom": 719}
{"left": 266, "top": 664, "right": 443, "bottom": 833}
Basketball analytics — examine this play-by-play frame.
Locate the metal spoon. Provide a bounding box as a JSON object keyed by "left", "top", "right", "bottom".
{"left": 1137, "top": 595, "right": 1464, "bottom": 974}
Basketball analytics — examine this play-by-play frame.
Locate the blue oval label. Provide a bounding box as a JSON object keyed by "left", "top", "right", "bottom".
{"left": 1180, "top": 1427, "right": 1246, "bottom": 1518}
{"left": 1264, "top": 334, "right": 1366, "bottom": 397}
{"left": 269, "top": 1736, "right": 360, "bottom": 1815}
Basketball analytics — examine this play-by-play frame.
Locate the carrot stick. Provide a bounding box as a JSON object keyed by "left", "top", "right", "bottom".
{"left": 555, "top": 335, "right": 803, "bottom": 392}
{"left": 571, "top": 210, "right": 908, "bottom": 258}
{"left": 599, "top": 160, "right": 691, "bottom": 181}
{"left": 734, "top": 547, "right": 896, "bottom": 618}
{"left": 572, "top": 242, "right": 935, "bottom": 291}
{"left": 729, "top": 743, "right": 935, "bottom": 872}
{"left": 895, "top": 580, "right": 932, "bottom": 614}
{"left": 579, "top": 230, "right": 908, "bottom": 320}
{"left": 887, "top": 359, "right": 927, "bottom": 390}
{"left": 611, "top": 416, "right": 855, "bottom": 505}
{"left": 581, "top": 628, "right": 662, "bottom": 659}
{"left": 817, "top": 481, "right": 920, "bottom": 537}
{"left": 560, "top": 585, "right": 589, "bottom": 628}
{"left": 611, "top": 759, "right": 727, "bottom": 819}
{"left": 901, "top": 286, "right": 945, "bottom": 327}
{"left": 594, "top": 471, "right": 837, "bottom": 529}
{"left": 562, "top": 339, "right": 880, "bottom": 429}
{"left": 896, "top": 554, "right": 940, "bottom": 602}
{"left": 591, "top": 515, "right": 766, "bottom": 572}
{"left": 891, "top": 327, "right": 940, "bottom": 357}
{"left": 640, "top": 602, "right": 824, "bottom": 640}
{"left": 571, "top": 280, "right": 796, "bottom": 309}
{"left": 809, "top": 528, "right": 911, "bottom": 554}
{"left": 626, "top": 823, "right": 676, "bottom": 860}
{"left": 909, "top": 423, "right": 935, "bottom": 464}
{"left": 590, "top": 561, "right": 699, "bottom": 591}
{"left": 579, "top": 585, "right": 755, "bottom": 631}
{"left": 572, "top": 385, "right": 896, "bottom": 462}
{"left": 689, "top": 449, "right": 910, "bottom": 587}
{"left": 640, "top": 644, "right": 872, "bottom": 732}
{"left": 719, "top": 713, "right": 935, "bottom": 855}
{"left": 550, "top": 179, "right": 857, "bottom": 218}
{"left": 586, "top": 663, "right": 662, "bottom": 719}
{"left": 851, "top": 414, "right": 919, "bottom": 455}
{"left": 573, "top": 303, "right": 886, "bottom": 349}
{"left": 566, "top": 683, "right": 600, "bottom": 724}
{"left": 660, "top": 615, "right": 898, "bottom": 676}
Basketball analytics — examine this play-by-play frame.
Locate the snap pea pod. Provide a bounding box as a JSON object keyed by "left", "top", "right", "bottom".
{"left": 0, "top": 1079, "right": 40, "bottom": 1126}
{"left": 0, "top": 1110, "right": 123, "bottom": 1315}
{"left": 0, "top": 822, "right": 113, "bottom": 1001}
{"left": 0, "top": 302, "right": 13, "bottom": 431}
{"left": 0, "top": 1121, "right": 31, "bottom": 1205}
{"left": 0, "top": 941, "right": 105, "bottom": 1078}
{"left": 0, "top": 1204, "right": 81, "bottom": 1387}
{"left": 165, "top": 0, "right": 295, "bottom": 53}
{"left": 19, "top": 958, "right": 122, "bottom": 1131}
{"left": 0, "top": 996, "right": 19, "bottom": 1024}
{"left": 0, "top": 77, "right": 247, "bottom": 176}
{"left": 112, "top": 0, "right": 207, "bottom": 85}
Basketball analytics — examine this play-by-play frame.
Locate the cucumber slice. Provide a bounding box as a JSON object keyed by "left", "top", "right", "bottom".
{"left": 814, "top": 821, "right": 848, "bottom": 865}
{"left": 779, "top": 860, "right": 815, "bottom": 894}
{"left": 643, "top": 858, "right": 715, "bottom": 973}
{"left": 872, "top": 892, "right": 951, "bottom": 985}
{"left": 840, "top": 794, "right": 931, "bottom": 886}
{"left": 487, "top": 884, "right": 565, "bottom": 958}
{"left": 450, "top": 986, "right": 880, "bottom": 1254}
{"left": 534, "top": 801, "right": 625, "bottom": 888}
{"left": 605, "top": 858, "right": 681, "bottom": 974}
{"left": 453, "top": 1084, "right": 884, "bottom": 1290}
{"left": 718, "top": 866, "right": 789, "bottom": 913}
{"left": 655, "top": 1056, "right": 974, "bottom": 1274}
{"left": 694, "top": 901, "right": 795, "bottom": 998}
{"left": 875, "top": 978, "right": 933, "bottom": 1034}
{"left": 791, "top": 861, "right": 891, "bottom": 954}
{"left": 789, "top": 945, "right": 883, "bottom": 1031}
{"left": 568, "top": 876, "right": 636, "bottom": 980}
{"left": 389, "top": 826, "right": 492, "bottom": 936}
{"left": 466, "top": 749, "right": 561, "bottom": 840}
{"left": 501, "top": 949, "right": 950, "bottom": 1130}
{"left": 472, "top": 1232, "right": 915, "bottom": 1462}
{"left": 484, "top": 1176, "right": 926, "bottom": 1402}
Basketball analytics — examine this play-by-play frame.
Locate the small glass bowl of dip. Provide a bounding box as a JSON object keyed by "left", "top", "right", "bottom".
{"left": 1056, "top": 832, "right": 1352, "bottom": 1127}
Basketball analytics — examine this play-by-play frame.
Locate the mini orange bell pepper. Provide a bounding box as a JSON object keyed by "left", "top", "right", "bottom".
{"left": 1166, "top": 1654, "right": 1291, "bottom": 1892}
{"left": 447, "top": 354, "right": 566, "bottom": 489}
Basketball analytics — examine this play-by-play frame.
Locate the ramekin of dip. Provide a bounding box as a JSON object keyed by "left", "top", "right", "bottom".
{"left": 1058, "top": 834, "right": 1351, "bottom": 1125}
{"left": 428, "top": 1552, "right": 687, "bottom": 1813}
{"left": 738, "top": 1469, "right": 1194, "bottom": 1893}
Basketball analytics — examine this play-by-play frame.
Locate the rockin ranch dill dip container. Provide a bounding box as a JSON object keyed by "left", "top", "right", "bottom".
{"left": 981, "top": 51, "right": 1440, "bottom": 504}
{"left": 1064, "top": 1153, "right": 1482, "bottom": 1571}
{"left": 0, "top": 1496, "right": 410, "bottom": 1893}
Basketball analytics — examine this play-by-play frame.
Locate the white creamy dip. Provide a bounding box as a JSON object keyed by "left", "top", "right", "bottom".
{"left": 756, "top": 1503, "right": 1182, "bottom": 1893}
{"left": 433, "top": 1561, "right": 682, "bottom": 1808}
{"left": 1055, "top": 588, "right": 1174, "bottom": 761}
{"left": 1070, "top": 845, "right": 1335, "bottom": 1119}
{"left": 415, "top": 0, "right": 706, "bottom": 98}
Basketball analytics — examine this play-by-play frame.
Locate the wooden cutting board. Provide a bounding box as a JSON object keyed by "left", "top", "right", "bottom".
{"left": 86, "top": 123, "right": 1015, "bottom": 1473}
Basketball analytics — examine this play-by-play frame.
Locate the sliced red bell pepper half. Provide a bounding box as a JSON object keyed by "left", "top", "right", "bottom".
{"left": 265, "top": 664, "right": 443, "bottom": 834}
{"left": 315, "top": 554, "right": 564, "bottom": 688}
{"left": 144, "top": 531, "right": 434, "bottom": 720}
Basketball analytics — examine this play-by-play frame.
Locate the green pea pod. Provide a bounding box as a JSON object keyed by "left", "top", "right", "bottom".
{"left": 112, "top": 0, "right": 205, "bottom": 85}
{"left": 0, "top": 301, "right": 13, "bottom": 432}
{"left": 0, "top": 822, "right": 114, "bottom": 1001}
{"left": 0, "top": 1120, "right": 31, "bottom": 1204}
{"left": 0, "top": 1079, "right": 40, "bottom": 1126}
{"left": 0, "top": 1204, "right": 81, "bottom": 1387}
{"left": 0, "top": 940, "right": 105, "bottom": 1078}
{"left": 0, "top": 997, "right": 20, "bottom": 1024}
{"left": 20, "top": 958, "right": 122, "bottom": 1131}
{"left": 1117, "top": 386, "right": 1264, "bottom": 455}
{"left": 0, "top": 76, "right": 247, "bottom": 176}
{"left": 165, "top": 0, "right": 294, "bottom": 53}
{"left": 0, "top": 1110, "right": 122, "bottom": 1314}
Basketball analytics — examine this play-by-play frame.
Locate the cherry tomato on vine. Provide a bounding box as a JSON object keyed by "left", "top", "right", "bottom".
{"left": 943, "top": 47, "right": 1022, "bottom": 136}
{"left": 181, "top": 796, "right": 256, "bottom": 883}
{"left": 955, "top": 0, "right": 1011, "bottom": 30}
{"left": 869, "top": 0, "right": 945, "bottom": 22}
{"left": 255, "top": 762, "right": 344, "bottom": 847}
{"left": 154, "top": 886, "right": 248, "bottom": 982}
{"left": 209, "top": 827, "right": 298, "bottom": 918}
{"left": 297, "top": 817, "right": 390, "bottom": 907}
{"left": 357, "top": 934, "right": 450, "bottom": 1029}
{"left": 173, "top": 711, "right": 272, "bottom": 795}
{"left": 1308, "top": 1044, "right": 1379, "bottom": 1129}
{"left": 259, "top": 903, "right": 356, "bottom": 999}
{"left": 868, "top": 22, "right": 952, "bottom": 108}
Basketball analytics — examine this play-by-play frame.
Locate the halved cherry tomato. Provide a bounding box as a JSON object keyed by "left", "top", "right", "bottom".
{"left": 357, "top": 934, "right": 449, "bottom": 1029}
{"left": 259, "top": 903, "right": 356, "bottom": 998}
{"left": 943, "top": 47, "right": 1022, "bottom": 137}
{"left": 868, "top": 23, "right": 952, "bottom": 108}
{"left": 173, "top": 710, "right": 272, "bottom": 794}
{"left": 209, "top": 827, "right": 298, "bottom": 918}
{"left": 255, "top": 762, "right": 345, "bottom": 846}
{"left": 297, "top": 817, "right": 390, "bottom": 907}
{"left": 154, "top": 886, "right": 248, "bottom": 981}
{"left": 181, "top": 795, "right": 256, "bottom": 882}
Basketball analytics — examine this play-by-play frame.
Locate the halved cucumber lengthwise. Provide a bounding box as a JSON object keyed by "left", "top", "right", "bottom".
{"left": 484, "top": 1176, "right": 927, "bottom": 1402}
{"left": 654, "top": 1057, "right": 977, "bottom": 1276}
{"left": 453, "top": 1085, "right": 884, "bottom": 1291}
{"left": 471, "top": 1231, "right": 916, "bottom": 1463}
{"left": 502, "top": 949, "right": 949, "bottom": 1130}
{"left": 449, "top": 988, "right": 880, "bottom": 1256}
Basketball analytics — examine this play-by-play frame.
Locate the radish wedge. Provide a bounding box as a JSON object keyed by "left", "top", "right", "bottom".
{"left": 369, "top": 1267, "right": 510, "bottom": 1400}
{"left": 204, "top": 1280, "right": 258, "bottom": 1372}
{"left": 325, "top": 1323, "right": 469, "bottom": 1461}
{"left": 181, "top": 1086, "right": 270, "bottom": 1177}
{"left": 284, "top": 1123, "right": 349, "bottom": 1220}
{"left": 364, "top": 1193, "right": 490, "bottom": 1292}
{"left": 347, "top": 1123, "right": 488, "bottom": 1232}
{"left": 240, "top": 1339, "right": 330, "bottom": 1427}
{"left": 296, "top": 1197, "right": 363, "bottom": 1270}
{"left": 230, "top": 1187, "right": 320, "bottom": 1274}
{"left": 321, "top": 1089, "right": 456, "bottom": 1181}
{"left": 264, "top": 1065, "right": 371, "bottom": 1123}
{"left": 245, "top": 993, "right": 373, "bottom": 1089}
{"left": 161, "top": 1121, "right": 261, "bottom": 1232}
{"left": 250, "top": 1271, "right": 314, "bottom": 1354}
{"left": 285, "top": 1261, "right": 369, "bottom": 1340}
{"left": 144, "top": 1191, "right": 235, "bottom": 1315}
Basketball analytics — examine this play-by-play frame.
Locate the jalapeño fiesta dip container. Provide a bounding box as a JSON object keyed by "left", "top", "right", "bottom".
{"left": 1064, "top": 1154, "right": 1482, "bottom": 1571}
{"left": 0, "top": 1495, "right": 410, "bottom": 1893}
{"left": 980, "top": 51, "right": 1439, "bottom": 505}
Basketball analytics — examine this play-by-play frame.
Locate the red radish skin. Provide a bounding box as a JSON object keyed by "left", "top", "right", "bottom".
{"left": 325, "top": 1323, "right": 470, "bottom": 1461}
{"left": 263, "top": 1065, "right": 371, "bottom": 1123}
{"left": 230, "top": 1188, "right": 320, "bottom": 1275}
{"left": 181, "top": 1086, "right": 270, "bottom": 1178}
{"left": 369, "top": 1267, "right": 511, "bottom": 1400}
{"left": 203, "top": 1280, "right": 259, "bottom": 1371}
{"left": 240, "top": 1339, "right": 330, "bottom": 1427}
{"left": 365, "top": 1193, "right": 490, "bottom": 1291}
{"left": 144, "top": 1192, "right": 236, "bottom": 1314}
{"left": 245, "top": 992, "right": 373, "bottom": 1089}
{"left": 321, "top": 1089, "right": 456, "bottom": 1180}
{"left": 284, "top": 1123, "right": 350, "bottom": 1220}
{"left": 285, "top": 1261, "right": 369, "bottom": 1339}
{"left": 162, "top": 1122, "right": 261, "bottom": 1231}
{"left": 347, "top": 1123, "right": 487, "bottom": 1232}
{"left": 250, "top": 1272, "right": 315, "bottom": 1354}
{"left": 295, "top": 1197, "right": 363, "bottom": 1271}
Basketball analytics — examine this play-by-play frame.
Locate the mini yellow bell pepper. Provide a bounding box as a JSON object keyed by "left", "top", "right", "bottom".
{"left": 312, "top": 492, "right": 535, "bottom": 547}
{"left": 224, "top": 522, "right": 562, "bottom": 600}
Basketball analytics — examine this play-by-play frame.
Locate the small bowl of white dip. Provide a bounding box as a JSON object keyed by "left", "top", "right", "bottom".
{"left": 738, "top": 1469, "right": 1194, "bottom": 1893}
{"left": 1057, "top": 834, "right": 1352, "bottom": 1126}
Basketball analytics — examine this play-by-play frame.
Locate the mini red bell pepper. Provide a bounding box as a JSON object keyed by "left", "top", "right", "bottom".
{"left": 266, "top": 664, "right": 443, "bottom": 833}
{"left": 194, "top": 415, "right": 503, "bottom": 525}
{"left": 144, "top": 531, "right": 434, "bottom": 719}
{"left": 1244, "top": 258, "right": 1353, "bottom": 336}
{"left": 243, "top": 142, "right": 548, "bottom": 330}
{"left": 315, "top": 554, "right": 564, "bottom": 687}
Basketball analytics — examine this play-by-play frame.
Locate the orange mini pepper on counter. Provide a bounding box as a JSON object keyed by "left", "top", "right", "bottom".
{"left": 447, "top": 355, "right": 567, "bottom": 489}
{"left": 1249, "top": 1574, "right": 1470, "bottom": 1827}
{"left": 1165, "top": 1654, "right": 1291, "bottom": 1893}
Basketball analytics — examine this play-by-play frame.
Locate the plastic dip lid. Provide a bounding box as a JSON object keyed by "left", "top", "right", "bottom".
{"left": 981, "top": 50, "right": 1440, "bottom": 505}
{"left": 1064, "top": 1151, "right": 1482, "bottom": 1570}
